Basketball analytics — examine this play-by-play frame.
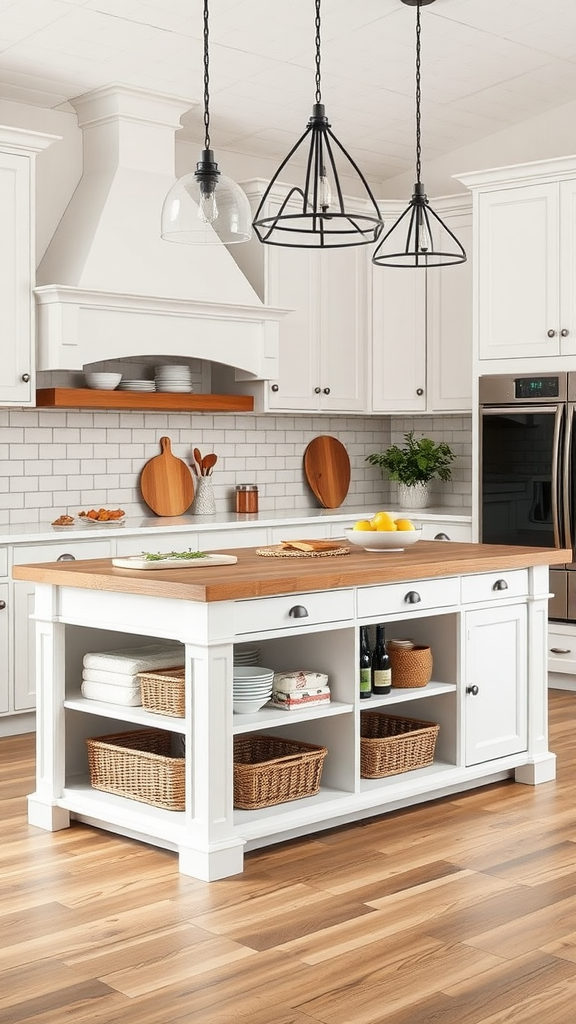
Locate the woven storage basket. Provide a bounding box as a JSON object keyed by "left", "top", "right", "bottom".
{"left": 360, "top": 712, "right": 439, "bottom": 779}
{"left": 86, "top": 728, "right": 185, "bottom": 810}
{"left": 389, "top": 645, "right": 433, "bottom": 688}
{"left": 138, "top": 665, "right": 185, "bottom": 717}
{"left": 233, "top": 734, "right": 328, "bottom": 810}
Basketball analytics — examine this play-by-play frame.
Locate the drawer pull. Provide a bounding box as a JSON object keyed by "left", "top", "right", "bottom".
{"left": 492, "top": 579, "right": 508, "bottom": 592}
{"left": 57, "top": 553, "right": 76, "bottom": 561}
{"left": 405, "top": 591, "right": 421, "bottom": 605}
{"left": 466, "top": 685, "right": 479, "bottom": 696}
{"left": 550, "top": 647, "right": 572, "bottom": 655}
{"left": 289, "top": 604, "right": 309, "bottom": 618}
{"left": 0, "top": 600, "right": 5, "bottom": 610}
{"left": 434, "top": 532, "right": 450, "bottom": 541}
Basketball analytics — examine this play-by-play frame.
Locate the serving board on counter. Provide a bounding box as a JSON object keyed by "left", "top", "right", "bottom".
{"left": 304, "top": 436, "right": 351, "bottom": 509}
{"left": 112, "top": 554, "right": 238, "bottom": 570}
{"left": 140, "top": 437, "right": 195, "bottom": 516}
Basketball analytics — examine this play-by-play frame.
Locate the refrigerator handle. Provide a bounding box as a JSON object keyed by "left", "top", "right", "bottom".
{"left": 561, "top": 403, "right": 574, "bottom": 552}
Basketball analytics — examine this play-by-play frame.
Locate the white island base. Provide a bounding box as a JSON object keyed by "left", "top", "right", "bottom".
{"left": 21, "top": 548, "right": 558, "bottom": 881}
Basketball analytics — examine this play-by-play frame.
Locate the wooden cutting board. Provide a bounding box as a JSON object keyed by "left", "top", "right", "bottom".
{"left": 303, "top": 435, "right": 351, "bottom": 509}
{"left": 140, "top": 437, "right": 194, "bottom": 516}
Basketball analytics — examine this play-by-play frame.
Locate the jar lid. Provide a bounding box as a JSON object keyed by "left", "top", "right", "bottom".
{"left": 236, "top": 484, "right": 258, "bottom": 491}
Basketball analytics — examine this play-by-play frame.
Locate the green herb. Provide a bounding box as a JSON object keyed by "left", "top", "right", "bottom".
{"left": 143, "top": 549, "right": 208, "bottom": 561}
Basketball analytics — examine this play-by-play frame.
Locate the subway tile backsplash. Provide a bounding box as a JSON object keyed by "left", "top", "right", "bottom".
{"left": 0, "top": 408, "right": 472, "bottom": 526}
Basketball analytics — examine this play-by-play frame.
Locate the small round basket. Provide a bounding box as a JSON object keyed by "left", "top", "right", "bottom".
{"left": 389, "top": 645, "right": 433, "bottom": 688}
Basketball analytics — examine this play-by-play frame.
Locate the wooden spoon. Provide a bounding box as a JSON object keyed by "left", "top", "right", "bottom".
{"left": 193, "top": 447, "right": 203, "bottom": 475}
{"left": 202, "top": 453, "right": 218, "bottom": 475}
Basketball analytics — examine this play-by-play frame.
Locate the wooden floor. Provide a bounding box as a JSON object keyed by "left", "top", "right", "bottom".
{"left": 3, "top": 690, "right": 576, "bottom": 1023}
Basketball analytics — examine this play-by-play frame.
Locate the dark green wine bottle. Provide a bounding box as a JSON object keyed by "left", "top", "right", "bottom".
{"left": 372, "top": 624, "right": 392, "bottom": 695}
{"left": 359, "top": 625, "right": 372, "bottom": 699}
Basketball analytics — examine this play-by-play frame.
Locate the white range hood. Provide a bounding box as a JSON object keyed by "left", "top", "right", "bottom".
{"left": 35, "top": 85, "right": 283, "bottom": 377}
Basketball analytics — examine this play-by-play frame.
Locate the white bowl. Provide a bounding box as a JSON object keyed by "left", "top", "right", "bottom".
{"left": 85, "top": 372, "right": 122, "bottom": 390}
{"left": 233, "top": 697, "right": 271, "bottom": 714}
{"left": 344, "top": 527, "right": 422, "bottom": 551}
{"left": 232, "top": 665, "right": 274, "bottom": 682}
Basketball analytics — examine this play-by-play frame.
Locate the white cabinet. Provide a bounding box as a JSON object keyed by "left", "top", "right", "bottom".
{"left": 234, "top": 180, "right": 368, "bottom": 413}
{"left": 372, "top": 196, "right": 472, "bottom": 413}
{"left": 0, "top": 127, "right": 57, "bottom": 406}
{"left": 0, "top": 583, "right": 8, "bottom": 714}
{"left": 457, "top": 157, "right": 576, "bottom": 365}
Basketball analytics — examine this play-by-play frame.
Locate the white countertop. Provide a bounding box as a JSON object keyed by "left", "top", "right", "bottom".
{"left": 0, "top": 505, "right": 472, "bottom": 546}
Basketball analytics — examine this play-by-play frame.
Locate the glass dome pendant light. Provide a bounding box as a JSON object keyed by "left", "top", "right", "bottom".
{"left": 161, "top": 0, "right": 251, "bottom": 245}
{"left": 372, "top": 0, "right": 466, "bottom": 268}
{"left": 252, "top": 0, "right": 383, "bottom": 249}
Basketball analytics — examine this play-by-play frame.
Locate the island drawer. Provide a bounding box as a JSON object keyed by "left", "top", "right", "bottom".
{"left": 233, "top": 589, "right": 355, "bottom": 636}
{"left": 12, "top": 539, "right": 113, "bottom": 565}
{"left": 461, "top": 569, "right": 528, "bottom": 605}
{"left": 357, "top": 576, "right": 460, "bottom": 618}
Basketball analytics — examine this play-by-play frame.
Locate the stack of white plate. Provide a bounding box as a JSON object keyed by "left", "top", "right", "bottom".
{"left": 117, "top": 379, "right": 156, "bottom": 392}
{"left": 233, "top": 665, "right": 274, "bottom": 714}
{"left": 388, "top": 638, "right": 415, "bottom": 650}
{"left": 234, "top": 646, "right": 261, "bottom": 667}
{"left": 155, "top": 365, "right": 194, "bottom": 393}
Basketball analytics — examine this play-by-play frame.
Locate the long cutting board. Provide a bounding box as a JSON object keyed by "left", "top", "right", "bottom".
{"left": 304, "top": 435, "right": 351, "bottom": 508}
{"left": 140, "top": 437, "right": 194, "bottom": 516}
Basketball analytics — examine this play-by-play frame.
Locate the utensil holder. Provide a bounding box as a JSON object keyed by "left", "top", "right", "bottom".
{"left": 194, "top": 476, "right": 216, "bottom": 515}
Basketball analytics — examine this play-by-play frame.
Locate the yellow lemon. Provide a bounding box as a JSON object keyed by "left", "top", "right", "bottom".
{"left": 371, "top": 510, "right": 397, "bottom": 531}
{"left": 353, "top": 519, "right": 375, "bottom": 531}
{"left": 395, "top": 518, "right": 416, "bottom": 531}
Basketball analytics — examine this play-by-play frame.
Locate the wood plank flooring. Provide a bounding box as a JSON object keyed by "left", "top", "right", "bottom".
{"left": 2, "top": 689, "right": 576, "bottom": 1023}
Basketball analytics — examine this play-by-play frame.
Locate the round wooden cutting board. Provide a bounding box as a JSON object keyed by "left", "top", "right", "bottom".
{"left": 303, "top": 435, "right": 351, "bottom": 509}
{"left": 140, "top": 436, "right": 195, "bottom": 516}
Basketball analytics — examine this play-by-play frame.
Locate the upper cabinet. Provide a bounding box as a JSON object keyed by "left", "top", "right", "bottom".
{"left": 0, "top": 127, "right": 58, "bottom": 406}
{"left": 233, "top": 180, "right": 368, "bottom": 413}
{"left": 372, "top": 195, "right": 472, "bottom": 414}
{"left": 456, "top": 157, "right": 576, "bottom": 367}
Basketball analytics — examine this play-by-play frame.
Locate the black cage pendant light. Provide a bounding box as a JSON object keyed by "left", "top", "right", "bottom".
{"left": 372, "top": 0, "right": 466, "bottom": 268}
{"left": 252, "top": 0, "right": 383, "bottom": 249}
{"left": 161, "top": 0, "right": 252, "bottom": 244}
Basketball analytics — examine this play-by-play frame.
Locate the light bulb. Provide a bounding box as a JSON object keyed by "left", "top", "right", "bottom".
{"left": 417, "top": 209, "right": 430, "bottom": 253}
{"left": 318, "top": 170, "right": 332, "bottom": 213}
{"left": 198, "top": 186, "right": 218, "bottom": 225}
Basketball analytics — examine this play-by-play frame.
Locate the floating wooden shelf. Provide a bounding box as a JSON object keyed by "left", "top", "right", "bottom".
{"left": 35, "top": 388, "right": 254, "bottom": 413}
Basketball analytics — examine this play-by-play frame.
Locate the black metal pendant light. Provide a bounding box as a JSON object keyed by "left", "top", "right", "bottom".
{"left": 161, "top": 0, "right": 251, "bottom": 244}
{"left": 252, "top": 0, "right": 383, "bottom": 249}
{"left": 372, "top": 0, "right": 466, "bottom": 268}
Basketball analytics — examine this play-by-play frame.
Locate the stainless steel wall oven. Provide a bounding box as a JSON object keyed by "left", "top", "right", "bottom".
{"left": 479, "top": 372, "right": 575, "bottom": 622}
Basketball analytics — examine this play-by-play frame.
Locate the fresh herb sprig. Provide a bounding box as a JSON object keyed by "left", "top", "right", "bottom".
{"left": 143, "top": 549, "right": 208, "bottom": 561}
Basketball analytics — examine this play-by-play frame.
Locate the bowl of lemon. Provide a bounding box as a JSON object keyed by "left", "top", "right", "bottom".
{"left": 344, "top": 511, "right": 422, "bottom": 552}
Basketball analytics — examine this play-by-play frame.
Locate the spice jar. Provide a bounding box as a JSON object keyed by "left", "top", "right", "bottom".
{"left": 235, "top": 484, "right": 259, "bottom": 514}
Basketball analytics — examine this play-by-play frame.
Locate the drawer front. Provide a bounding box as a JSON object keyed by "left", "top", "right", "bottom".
{"left": 357, "top": 576, "right": 460, "bottom": 618}
{"left": 418, "top": 522, "right": 472, "bottom": 543}
{"left": 116, "top": 532, "right": 199, "bottom": 557}
{"left": 202, "top": 528, "right": 268, "bottom": 550}
{"left": 0, "top": 548, "right": 7, "bottom": 577}
{"left": 549, "top": 630, "right": 576, "bottom": 676}
{"left": 12, "top": 539, "right": 113, "bottom": 565}
{"left": 234, "top": 588, "right": 355, "bottom": 635}
{"left": 268, "top": 524, "right": 330, "bottom": 544}
{"left": 461, "top": 569, "right": 528, "bottom": 605}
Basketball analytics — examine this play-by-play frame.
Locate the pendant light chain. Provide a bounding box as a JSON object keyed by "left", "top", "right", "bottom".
{"left": 415, "top": 0, "right": 422, "bottom": 185}
{"left": 314, "top": 0, "right": 322, "bottom": 105}
{"left": 202, "top": 0, "right": 211, "bottom": 151}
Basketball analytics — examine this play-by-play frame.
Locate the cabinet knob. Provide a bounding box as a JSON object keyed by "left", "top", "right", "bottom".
{"left": 416, "top": 388, "right": 424, "bottom": 396}
{"left": 561, "top": 328, "right": 570, "bottom": 337}
{"left": 323, "top": 387, "right": 331, "bottom": 395}
{"left": 404, "top": 590, "right": 421, "bottom": 604}
{"left": 0, "top": 600, "right": 6, "bottom": 610}
{"left": 466, "top": 685, "right": 479, "bottom": 696}
{"left": 21, "top": 373, "right": 31, "bottom": 383}
{"left": 434, "top": 532, "right": 450, "bottom": 541}
{"left": 271, "top": 384, "right": 279, "bottom": 392}
{"left": 57, "top": 553, "right": 76, "bottom": 561}
{"left": 314, "top": 387, "right": 321, "bottom": 394}
{"left": 288, "top": 604, "right": 309, "bottom": 618}
{"left": 547, "top": 329, "right": 557, "bottom": 338}
{"left": 550, "top": 647, "right": 571, "bottom": 654}
{"left": 492, "top": 579, "right": 508, "bottom": 591}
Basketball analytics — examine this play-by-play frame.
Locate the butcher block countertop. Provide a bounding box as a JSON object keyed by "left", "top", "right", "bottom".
{"left": 12, "top": 541, "right": 571, "bottom": 603}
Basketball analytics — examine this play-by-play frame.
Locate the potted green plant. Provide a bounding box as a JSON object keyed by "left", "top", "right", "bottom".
{"left": 366, "top": 431, "right": 455, "bottom": 509}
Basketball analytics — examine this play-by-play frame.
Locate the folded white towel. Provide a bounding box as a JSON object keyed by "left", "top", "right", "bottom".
{"left": 81, "top": 679, "right": 142, "bottom": 706}
{"left": 82, "top": 667, "right": 142, "bottom": 687}
{"left": 83, "top": 643, "right": 183, "bottom": 675}
{"left": 273, "top": 670, "right": 329, "bottom": 692}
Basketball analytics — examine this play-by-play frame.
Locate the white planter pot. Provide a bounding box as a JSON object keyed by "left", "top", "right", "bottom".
{"left": 397, "top": 482, "right": 430, "bottom": 510}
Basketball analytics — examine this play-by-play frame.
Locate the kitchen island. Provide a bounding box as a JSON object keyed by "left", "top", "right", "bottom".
{"left": 13, "top": 540, "right": 569, "bottom": 880}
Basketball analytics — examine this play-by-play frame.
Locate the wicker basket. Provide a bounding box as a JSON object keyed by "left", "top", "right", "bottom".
{"left": 233, "top": 734, "right": 328, "bottom": 810}
{"left": 86, "top": 728, "right": 185, "bottom": 810}
{"left": 360, "top": 712, "right": 439, "bottom": 779}
{"left": 389, "top": 645, "right": 433, "bottom": 688}
{"left": 138, "top": 666, "right": 185, "bottom": 717}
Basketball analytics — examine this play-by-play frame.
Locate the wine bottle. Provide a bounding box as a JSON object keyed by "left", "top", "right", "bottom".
{"left": 372, "top": 624, "right": 392, "bottom": 695}
{"left": 359, "top": 625, "right": 372, "bottom": 699}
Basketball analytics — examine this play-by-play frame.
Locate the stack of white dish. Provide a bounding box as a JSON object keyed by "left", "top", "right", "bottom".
{"left": 154, "top": 365, "right": 193, "bottom": 393}
{"left": 117, "top": 379, "right": 156, "bottom": 392}
{"left": 233, "top": 646, "right": 261, "bottom": 667}
{"left": 388, "top": 638, "right": 415, "bottom": 650}
{"left": 233, "top": 665, "right": 274, "bottom": 714}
